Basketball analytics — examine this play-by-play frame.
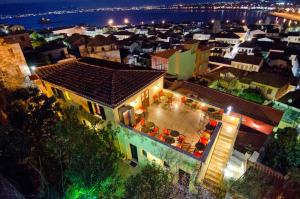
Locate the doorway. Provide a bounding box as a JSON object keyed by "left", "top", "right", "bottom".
{"left": 178, "top": 169, "right": 191, "bottom": 189}
{"left": 141, "top": 89, "right": 150, "bottom": 108}
{"left": 130, "top": 144, "right": 138, "bottom": 162}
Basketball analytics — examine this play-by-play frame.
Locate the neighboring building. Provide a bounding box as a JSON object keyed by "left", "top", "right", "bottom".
{"left": 0, "top": 38, "right": 31, "bottom": 89}
{"left": 213, "top": 32, "right": 241, "bottom": 45}
{"left": 231, "top": 54, "right": 263, "bottom": 72}
{"left": 273, "top": 90, "right": 300, "bottom": 130}
{"left": 238, "top": 41, "right": 257, "bottom": 55}
{"left": 3, "top": 31, "right": 32, "bottom": 49}
{"left": 33, "top": 57, "right": 240, "bottom": 192}
{"left": 238, "top": 72, "right": 291, "bottom": 100}
{"left": 286, "top": 32, "right": 300, "bottom": 44}
{"left": 151, "top": 49, "right": 197, "bottom": 80}
{"left": 27, "top": 40, "right": 71, "bottom": 65}
{"left": 79, "top": 35, "right": 121, "bottom": 62}
{"left": 113, "top": 31, "right": 134, "bottom": 40}
{"left": 193, "top": 32, "right": 211, "bottom": 41}
{"left": 52, "top": 26, "right": 86, "bottom": 36}
{"left": 183, "top": 41, "right": 210, "bottom": 76}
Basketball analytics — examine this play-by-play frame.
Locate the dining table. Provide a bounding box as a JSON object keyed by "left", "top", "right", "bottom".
{"left": 195, "top": 142, "right": 206, "bottom": 151}
{"left": 170, "top": 130, "right": 180, "bottom": 138}
{"left": 165, "top": 136, "right": 175, "bottom": 144}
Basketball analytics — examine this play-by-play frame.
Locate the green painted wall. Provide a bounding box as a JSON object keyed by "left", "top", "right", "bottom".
{"left": 168, "top": 50, "right": 196, "bottom": 80}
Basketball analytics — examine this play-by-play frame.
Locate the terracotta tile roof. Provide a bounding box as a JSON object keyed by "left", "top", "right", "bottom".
{"left": 151, "top": 49, "right": 178, "bottom": 59}
{"left": 235, "top": 125, "right": 268, "bottom": 153}
{"left": 232, "top": 54, "right": 263, "bottom": 66}
{"left": 179, "top": 82, "right": 284, "bottom": 126}
{"left": 35, "top": 57, "right": 165, "bottom": 108}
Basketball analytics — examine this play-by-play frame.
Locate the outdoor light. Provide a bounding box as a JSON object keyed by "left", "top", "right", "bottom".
{"left": 242, "top": 19, "right": 246, "bottom": 23}
{"left": 226, "top": 19, "right": 230, "bottom": 23}
{"left": 258, "top": 20, "right": 262, "bottom": 24}
{"left": 107, "top": 19, "right": 114, "bottom": 26}
{"left": 141, "top": 21, "right": 144, "bottom": 25}
{"left": 30, "top": 66, "right": 36, "bottom": 71}
{"left": 151, "top": 21, "right": 155, "bottom": 24}
{"left": 124, "top": 18, "right": 129, "bottom": 24}
{"left": 226, "top": 106, "right": 232, "bottom": 114}
{"left": 211, "top": 19, "right": 215, "bottom": 23}
{"left": 162, "top": 20, "right": 165, "bottom": 24}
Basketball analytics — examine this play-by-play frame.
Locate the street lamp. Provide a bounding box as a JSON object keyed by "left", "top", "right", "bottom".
{"left": 162, "top": 20, "right": 165, "bottom": 24}
{"left": 211, "top": 19, "right": 215, "bottom": 24}
{"left": 107, "top": 19, "right": 114, "bottom": 26}
{"left": 124, "top": 18, "right": 129, "bottom": 24}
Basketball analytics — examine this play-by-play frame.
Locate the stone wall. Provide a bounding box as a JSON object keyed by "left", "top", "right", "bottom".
{"left": 0, "top": 38, "right": 30, "bottom": 90}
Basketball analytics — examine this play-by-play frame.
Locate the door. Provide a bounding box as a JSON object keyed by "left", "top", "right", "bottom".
{"left": 130, "top": 144, "right": 138, "bottom": 162}
{"left": 178, "top": 169, "right": 191, "bottom": 189}
{"left": 141, "top": 89, "right": 150, "bottom": 108}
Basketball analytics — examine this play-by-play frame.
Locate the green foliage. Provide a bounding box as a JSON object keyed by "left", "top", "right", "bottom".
{"left": 261, "top": 128, "right": 300, "bottom": 174}
{"left": 65, "top": 175, "right": 125, "bottom": 199}
{"left": 238, "top": 89, "right": 265, "bottom": 104}
{"left": 1, "top": 88, "right": 122, "bottom": 198}
{"left": 30, "top": 32, "right": 47, "bottom": 48}
{"left": 125, "top": 164, "right": 174, "bottom": 199}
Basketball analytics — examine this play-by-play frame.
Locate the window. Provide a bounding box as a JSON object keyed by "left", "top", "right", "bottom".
{"left": 142, "top": 150, "right": 147, "bottom": 158}
{"left": 64, "top": 91, "right": 71, "bottom": 100}
{"left": 87, "top": 101, "right": 106, "bottom": 120}
{"left": 267, "top": 88, "right": 272, "bottom": 95}
{"left": 163, "top": 161, "right": 170, "bottom": 168}
{"left": 51, "top": 87, "right": 65, "bottom": 100}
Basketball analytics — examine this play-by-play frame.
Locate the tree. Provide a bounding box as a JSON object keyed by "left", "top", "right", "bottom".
{"left": 45, "top": 106, "right": 121, "bottom": 198}
{"left": 125, "top": 164, "right": 175, "bottom": 199}
{"left": 4, "top": 87, "right": 63, "bottom": 198}
{"left": 260, "top": 127, "right": 300, "bottom": 174}
{"left": 283, "top": 168, "right": 300, "bottom": 198}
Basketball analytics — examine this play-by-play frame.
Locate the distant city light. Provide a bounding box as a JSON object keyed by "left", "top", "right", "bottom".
{"left": 124, "top": 18, "right": 129, "bottom": 24}
{"left": 107, "top": 19, "right": 114, "bottom": 26}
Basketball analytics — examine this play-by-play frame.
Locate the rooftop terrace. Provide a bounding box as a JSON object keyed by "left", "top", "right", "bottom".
{"left": 124, "top": 89, "right": 240, "bottom": 162}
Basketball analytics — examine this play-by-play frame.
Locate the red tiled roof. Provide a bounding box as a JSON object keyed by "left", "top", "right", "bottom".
{"left": 35, "top": 57, "right": 165, "bottom": 108}
{"left": 179, "top": 82, "right": 284, "bottom": 126}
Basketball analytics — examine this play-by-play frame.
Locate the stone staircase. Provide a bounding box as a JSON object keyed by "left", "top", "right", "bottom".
{"left": 203, "top": 121, "right": 239, "bottom": 189}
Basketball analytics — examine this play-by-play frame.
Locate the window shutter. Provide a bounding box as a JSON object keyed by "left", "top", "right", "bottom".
{"left": 100, "top": 106, "right": 106, "bottom": 120}
{"left": 87, "top": 101, "right": 94, "bottom": 114}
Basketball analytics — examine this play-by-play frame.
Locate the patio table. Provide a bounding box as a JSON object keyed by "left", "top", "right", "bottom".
{"left": 165, "top": 136, "right": 175, "bottom": 144}
{"left": 145, "top": 121, "right": 155, "bottom": 129}
{"left": 207, "top": 107, "right": 216, "bottom": 113}
{"left": 141, "top": 126, "right": 150, "bottom": 133}
{"left": 205, "top": 124, "right": 214, "bottom": 131}
{"left": 186, "top": 99, "right": 193, "bottom": 104}
{"left": 170, "top": 130, "right": 180, "bottom": 137}
{"left": 160, "top": 96, "right": 168, "bottom": 103}
{"left": 195, "top": 142, "right": 206, "bottom": 151}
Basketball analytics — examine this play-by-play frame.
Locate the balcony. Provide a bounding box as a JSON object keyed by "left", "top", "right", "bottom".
{"left": 121, "top": 90, "right": 229, "bottom": 162}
